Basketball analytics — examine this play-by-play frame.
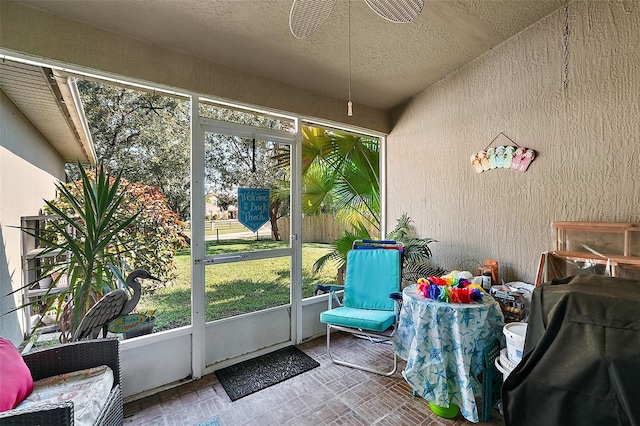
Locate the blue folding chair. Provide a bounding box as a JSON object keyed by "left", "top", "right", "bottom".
{"left": 319, "top": 240, "right": 403, "bottom": 376}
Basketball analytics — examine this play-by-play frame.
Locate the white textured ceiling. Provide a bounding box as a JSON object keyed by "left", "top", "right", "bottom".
{"left": 12, "top": 0, "right": 564, "bottom": 111}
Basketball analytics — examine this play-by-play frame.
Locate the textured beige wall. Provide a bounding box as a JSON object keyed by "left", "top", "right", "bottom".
{"left": 387, "top": 1, "right": 640, "bottom": 283}
{"left": 0, "top": 91, "right": 65, "bottom": 344}
{"left": 0, "top": 1, "right": 389, "bottom": 134}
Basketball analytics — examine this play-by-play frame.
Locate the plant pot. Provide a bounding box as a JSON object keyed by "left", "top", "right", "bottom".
{"left": 124, "top": 317, "right": 156, "bottom": 339}
{"left": 38, "top": 276, "right": 53, "bottom": 289}
{"left": 51, "top": 273, "right": 69, "bottom": 288}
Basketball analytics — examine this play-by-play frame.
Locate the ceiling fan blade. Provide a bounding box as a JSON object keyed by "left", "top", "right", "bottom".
{"left": 289, "top": 0, "right": 337, "bottom": 39}
{"left": 364, "top": 0, "right": 424, "bottom": 23}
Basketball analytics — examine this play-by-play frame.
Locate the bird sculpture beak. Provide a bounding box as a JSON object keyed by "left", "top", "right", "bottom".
{"left": 147, "top": 274, "right": 160, "bottom": 281}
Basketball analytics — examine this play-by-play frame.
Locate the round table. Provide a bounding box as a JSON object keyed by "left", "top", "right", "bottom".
{"left": 393, "top": 284, "right": 504, "bottom": 422}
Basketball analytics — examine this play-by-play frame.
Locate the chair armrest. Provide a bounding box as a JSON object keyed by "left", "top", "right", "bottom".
{"left": 389, "top": 292, "right": 403, "bottom": 301}
{"left": 0, "top": 402, "right": 73, "bottom": 426}
{"left": 22, "top": 338, "right": 121, "bottom": 386}
{"left": 94, "top": 385, "right": 123, "bottom": 426}
{"left": 317, "top": 285, "right": 345, "bottom": 309}
{"left": 316, "top": 284, "right": 345, "bottom": 293}
{"left": 390, "top": 292, "right": 403, "bottom": 324}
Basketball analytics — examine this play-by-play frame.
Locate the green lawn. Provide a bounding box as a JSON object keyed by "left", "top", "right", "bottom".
{"left": 182, "top": 222, "right": 267, "bottom": 237}
{"left": 136, "top": 240, "right": 337, "bottom": 331}
{"left": 205, "top": 222, "right": 252, "bottom": 236}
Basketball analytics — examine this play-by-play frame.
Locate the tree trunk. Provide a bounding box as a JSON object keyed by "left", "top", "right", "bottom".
{"left": 270, "top": 200, "right": 281, "bottom": 241}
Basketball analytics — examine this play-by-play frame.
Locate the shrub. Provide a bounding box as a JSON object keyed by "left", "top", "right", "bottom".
{"left": 45, "top": 170, "right": 187, "bottom": 293}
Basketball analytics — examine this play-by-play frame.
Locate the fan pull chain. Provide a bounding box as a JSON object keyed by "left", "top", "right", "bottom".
{"left": 347, "top": 0, "right": 353, "bottom": 117}
{"left": 563, "top": 0, "right": 570, "bottom": 90}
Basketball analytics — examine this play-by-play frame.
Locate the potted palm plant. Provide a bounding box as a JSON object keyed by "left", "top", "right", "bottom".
{"left": 386, "top": 213, "right": 438, "bottom": 285}
{"left": 313, "top": 213, "right": 437, "bottom": 286}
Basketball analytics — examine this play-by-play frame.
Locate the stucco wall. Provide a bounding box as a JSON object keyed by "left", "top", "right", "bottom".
{"left": 0, "top": 90, "right": 65, "bottom": 344}
{"left": 0, "top": 1, "right": 389, "bottom": 134}
{"left": 387, "top": 1, "right": 640, "bottom": 283}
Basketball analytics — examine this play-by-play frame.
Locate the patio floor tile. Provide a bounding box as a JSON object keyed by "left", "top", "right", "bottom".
{"left": 124, "top": 332, "right": 504, "bottom": 425}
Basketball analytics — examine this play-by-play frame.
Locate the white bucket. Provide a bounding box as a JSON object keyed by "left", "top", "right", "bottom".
{"left": 503, "top": 322, "right": 527, "bottom": 364}
{"left": 499, "top": 348, "right": 517, "bottom": 371}
{"left": 495, "top": 356, "right": 515, "bottom": 382}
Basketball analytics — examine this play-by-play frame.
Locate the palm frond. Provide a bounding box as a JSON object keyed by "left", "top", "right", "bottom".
{"left": 385, "top": 213, "right": 438, "bottom": 282}
{"left": 312, "top": 222, "right": 372, "bottom": 273}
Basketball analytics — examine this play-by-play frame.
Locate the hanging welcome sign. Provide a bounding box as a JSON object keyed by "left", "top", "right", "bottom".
{"left": 238, "top": 188, "right": 270, "bottom": 233}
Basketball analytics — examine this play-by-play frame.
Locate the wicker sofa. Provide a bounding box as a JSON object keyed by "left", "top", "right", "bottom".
{"left": 0, "top": 338, "right": 123, "bottom": 426}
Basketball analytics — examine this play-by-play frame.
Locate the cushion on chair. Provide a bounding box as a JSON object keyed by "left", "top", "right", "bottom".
{"left": 344, "top": 249, "right": 401, "bottom": 311}
{"left": 0, "top": 337, "right": 34, "bottom": 412}
{"left": 15, "top": 365, "right": 114, "bottom": 426}
{"left": 320, "top": 306, "right": 396, "bottom": 332}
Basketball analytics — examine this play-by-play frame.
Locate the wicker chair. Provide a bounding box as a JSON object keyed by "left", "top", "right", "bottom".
{"left": 0, "top": 338, "right": 123, "bottom": 426}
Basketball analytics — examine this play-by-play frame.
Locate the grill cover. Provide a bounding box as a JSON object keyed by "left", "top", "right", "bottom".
{"left": 502, "top": 275, "right": 640, "bottom": 426}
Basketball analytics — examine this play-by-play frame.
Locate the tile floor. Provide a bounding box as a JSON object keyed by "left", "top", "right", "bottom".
{"left": 123, "top": 332, "right": 505, "bottom": 425}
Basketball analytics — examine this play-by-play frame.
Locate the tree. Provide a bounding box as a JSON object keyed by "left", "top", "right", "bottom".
{"left": 297, "top": 126, "right": 380, "bottom": 230}
{"left": 215, "top": 193, "right": 237, "bottom": 212}
{"left": 45, "top": 166, "right": 187, "bottom": 285}
{"left": 297, "top": 128, "right": 437, "bottom": 280}
{"left": 75, "top": 80, "right": 191, "bottom": 219}
{"left": 77, "top": 83, "right": 293, "bottom": 238}
{"left": 200, "top": 104, "right": 292, "bottom": 240}
{"left": 273, "top": 125, "right": 382, "bottom": 272}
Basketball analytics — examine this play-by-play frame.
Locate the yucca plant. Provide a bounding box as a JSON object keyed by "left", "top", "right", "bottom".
{"left": 20, "top": 163, "right": 141, "bottom": 339}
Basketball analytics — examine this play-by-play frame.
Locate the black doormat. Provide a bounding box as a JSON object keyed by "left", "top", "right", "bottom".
{"left": 214, "top": 346, "right": 320, "bottom": 401}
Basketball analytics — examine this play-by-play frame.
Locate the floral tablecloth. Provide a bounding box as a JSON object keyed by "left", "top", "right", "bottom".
{"left": 393, "top": 284, "right": 504, "bottom": 422}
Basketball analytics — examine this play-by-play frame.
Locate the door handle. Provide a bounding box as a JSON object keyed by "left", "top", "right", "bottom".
{"left": 195, "top": 255, "right": 247, "bottom": 264}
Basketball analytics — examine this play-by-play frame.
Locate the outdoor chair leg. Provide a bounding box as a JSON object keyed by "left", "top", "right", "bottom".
{"left": 325, "top": 325, "right": 397, "bottom": 376}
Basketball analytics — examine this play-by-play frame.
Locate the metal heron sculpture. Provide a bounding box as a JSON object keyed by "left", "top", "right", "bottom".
{"left": 73, "top": 269, "right": 158, "bottom": 341}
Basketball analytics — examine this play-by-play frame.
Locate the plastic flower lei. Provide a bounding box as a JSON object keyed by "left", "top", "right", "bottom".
{"left": 416, "top": 275, "right": 484, "bottom": 304}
